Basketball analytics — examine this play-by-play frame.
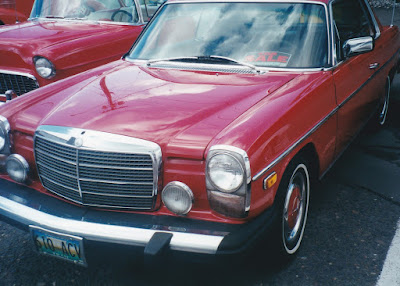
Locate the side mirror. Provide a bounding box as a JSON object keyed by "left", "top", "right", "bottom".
{"left": 342, "top": 36, "right": 374, "bottom": 58}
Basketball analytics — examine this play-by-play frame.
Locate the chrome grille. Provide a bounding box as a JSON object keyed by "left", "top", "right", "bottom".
{"left": 0, "top": 72, "right": 39, "bottom": 96}
{"left": 34, "top": 126, "right": 161, "bottom": 210}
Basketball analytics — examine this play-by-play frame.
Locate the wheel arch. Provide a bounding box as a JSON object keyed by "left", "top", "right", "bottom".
{"left": 286, "top": 142, "right": 320, "bottom": 183}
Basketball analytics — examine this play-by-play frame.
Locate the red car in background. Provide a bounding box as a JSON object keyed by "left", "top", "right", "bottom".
{"left": 0, "top": 0, "right": 33, "bottom": 25}
{"left": 0, "top": 0, "right": 399, "bottom": 266}
{"left": 0, "top": 0, "right": 163, "bottom": 102}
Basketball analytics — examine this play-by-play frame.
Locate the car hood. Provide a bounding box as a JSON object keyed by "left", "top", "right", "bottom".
{"left": 7, "top": 61, "right": 299, "bottom": 159}
{"left": 0, "top": 20, "right": 136, "bottom": 68}
{"left": 0, "top": 19, "right": 133, "bottom": 44}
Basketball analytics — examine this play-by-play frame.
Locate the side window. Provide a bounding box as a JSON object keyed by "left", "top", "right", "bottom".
{"left": 332, "top": 0, "right": 375, "bottom": 61}
{"left": 332, "top": 0, "right": 375, "bottom": 42}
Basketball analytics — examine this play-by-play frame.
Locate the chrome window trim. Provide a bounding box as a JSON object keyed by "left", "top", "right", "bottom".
{"left": 252, "top": 47, "right": 400, "bottom": 181}
{"left": 128, "top": 0, "right": 332, "bottom": 70}
{"left": 362, "top": 0, "right": 381, "bottom": 39}
{"left": 34, "top": 125, "right": 162, "bottom": 209}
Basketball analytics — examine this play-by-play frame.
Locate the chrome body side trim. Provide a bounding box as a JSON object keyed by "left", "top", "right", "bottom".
{"left": 0, "top": 195, "right": 224, "bottom": 254}
{"left": 252, "top": 47, "right": 400, "bottom": 181}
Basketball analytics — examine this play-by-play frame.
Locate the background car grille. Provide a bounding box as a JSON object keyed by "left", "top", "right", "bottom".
{"left": 34, "top": 136, "right": 157, "bottom": 210}
{"left": 0, "top": 72, "right": 39, "bottom": 96}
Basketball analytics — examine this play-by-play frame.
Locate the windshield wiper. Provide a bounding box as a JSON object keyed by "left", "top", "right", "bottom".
{"left": 147, "top": 55, "right": 262, "bottom": 74}
{"left": 147, "top": 56, "right": 199, "bottom": 65}
{"left": 43, "top": 15, "right": 65, "bottom": 19}
{"left": 64, "top": 17, "right": 87, "bottom": 20}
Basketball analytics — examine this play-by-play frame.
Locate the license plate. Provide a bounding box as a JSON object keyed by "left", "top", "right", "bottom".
{"left": 30, "top": 226, "right": 87, "bottom": 266}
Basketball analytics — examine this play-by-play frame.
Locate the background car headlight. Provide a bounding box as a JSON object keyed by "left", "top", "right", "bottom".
{"left": 207, "top": 153, "right": 244, "bottom": 193}
{"left": 162, "top": 181, "right": 193, "bottom": 215}
{"left": 34, "top": 56, "right": 56, "bottom": 79}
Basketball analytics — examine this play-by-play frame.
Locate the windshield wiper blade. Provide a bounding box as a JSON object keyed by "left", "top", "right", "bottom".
{"left": 43, "top": 15, "right": 65, "bottom": 19}
{"left": 200, "top": 55, "right": 261, "bottom": 73}
{"left": 147, "top": 55, "right": 262, "bottom": 73}
{"left": 147, "top": 56, "right": 199, "bottom": 65}
{"left": 64, "top": 17, "right": 87, "bottom": 20}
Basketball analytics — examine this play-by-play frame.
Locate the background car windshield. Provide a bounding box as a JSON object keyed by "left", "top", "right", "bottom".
{"left": 31, "top": 0, "right": 139, "bottom": 23}
{"left": 129, "top": 3, "right": 328, "bottom": 68}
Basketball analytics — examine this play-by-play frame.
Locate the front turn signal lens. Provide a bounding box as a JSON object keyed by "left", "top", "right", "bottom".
{"left": 264, "top": 172, "right": 277, "bottom": 190}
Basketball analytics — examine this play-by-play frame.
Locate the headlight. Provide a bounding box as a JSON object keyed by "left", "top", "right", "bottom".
{"left": 207, "top": 153, "right": 244, "bottom": 193}
{"left": 162, "top": 181, "right": 193, "bottom": 215}
{"left": 34, "top": 56, "right": 56, "bottom": 79}
{"left": 6, "top": 154, "right": 29, "bottom": 183}
{"left": 206, "top": 145, "right": 251, "bottom": 218}
{"left": 0, "top": 115, "right": 10, "bottom": 154}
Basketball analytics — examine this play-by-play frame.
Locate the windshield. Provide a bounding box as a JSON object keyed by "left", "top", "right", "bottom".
{"left": 128, "top": 2, "right": 329, "bottom": 69}
{"left": 30, "top": 0, "right": 139, "bottom": 23}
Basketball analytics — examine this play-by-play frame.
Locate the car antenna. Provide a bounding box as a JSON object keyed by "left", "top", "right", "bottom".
{"left": 391, "top": 0, "right": 397, "bottom": 27}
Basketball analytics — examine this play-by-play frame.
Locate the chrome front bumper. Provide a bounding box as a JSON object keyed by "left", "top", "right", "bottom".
{"left": 0, "top": 179, "right": 227, "bottom": 256}
{"left": 0, "top": 178, "right": 275, "bottom": 261}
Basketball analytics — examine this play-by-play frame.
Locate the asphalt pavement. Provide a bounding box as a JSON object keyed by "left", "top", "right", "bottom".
{"left": 1, "top": 7, "right": 400, "bottom": 286}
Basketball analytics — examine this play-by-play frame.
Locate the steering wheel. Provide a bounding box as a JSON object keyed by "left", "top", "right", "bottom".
{"left": 111, "top": 10, "right": 133, "bottom": 22}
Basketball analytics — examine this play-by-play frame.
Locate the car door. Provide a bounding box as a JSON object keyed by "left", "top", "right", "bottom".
{"left": 332, "top": 0, "right": 384, "bottom": 157}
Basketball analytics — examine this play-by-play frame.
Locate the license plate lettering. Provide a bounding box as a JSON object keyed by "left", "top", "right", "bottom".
{"left": 30, "top": 226, "right": 86, "bottom": 266}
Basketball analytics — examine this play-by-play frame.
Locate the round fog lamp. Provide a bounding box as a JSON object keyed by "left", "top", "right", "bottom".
{"left": 6, "top": 154, "right": 29, "bottom": 183}
{"left": 162, "top": 182, "right": 194, "bottom": 215}
{"left": 34, "top": 57, "right": 55, "bottom": 79}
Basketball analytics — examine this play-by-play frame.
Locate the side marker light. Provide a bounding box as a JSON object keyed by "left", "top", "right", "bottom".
{"left": 263, "top": 172, "right": 277, "bottom": 190}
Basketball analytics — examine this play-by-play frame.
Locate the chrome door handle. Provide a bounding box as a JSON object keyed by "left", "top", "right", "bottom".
{"left": 369, "top": 63, "right": 380, "bottom": 69}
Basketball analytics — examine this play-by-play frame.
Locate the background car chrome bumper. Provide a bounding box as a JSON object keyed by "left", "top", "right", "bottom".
{"left": 0, "top": 179, "right": 226, "bottom": 255}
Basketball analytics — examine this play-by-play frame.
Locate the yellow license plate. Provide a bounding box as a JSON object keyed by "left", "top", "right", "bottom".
{"left": 30, "top": 226, "right": 87, "bottom": 266}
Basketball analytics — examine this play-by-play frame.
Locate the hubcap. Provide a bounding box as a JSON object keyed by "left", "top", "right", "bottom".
{"left": 287, "top": 185, "right": 301, "bottom": 229}
{"left": 282, "top": 164, "right": 309, "bottom": 254}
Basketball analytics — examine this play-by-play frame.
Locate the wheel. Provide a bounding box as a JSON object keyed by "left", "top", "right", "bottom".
{"left": 274, "top": 156, "right": 310, "bottom": 257}
{"left": 378, "top": 76, "right": 391, "bottom": 126}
